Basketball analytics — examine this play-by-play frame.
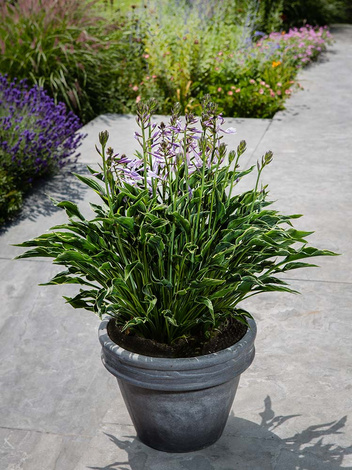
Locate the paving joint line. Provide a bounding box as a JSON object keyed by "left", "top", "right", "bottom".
{"left": 247, "top": 118, "right": 273, "bottom": 163}
{"left": 284, "top": 277, "right": 352, "bottom": 285}
{"left": 0, "top": 425, "right": 94, "bottom": 439}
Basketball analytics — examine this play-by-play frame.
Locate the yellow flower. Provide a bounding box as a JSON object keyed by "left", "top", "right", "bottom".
{"left": 272, "top": 60, "right": 282, "bottom": 68}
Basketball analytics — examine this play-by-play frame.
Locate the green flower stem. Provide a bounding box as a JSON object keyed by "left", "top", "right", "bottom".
{"left": 101, "top": 142, "right": 113, "bottom": 216}
{"left": 183, "top": 125, "right": 190, "bottom": 202}
{"left": 228, "top": 151, "right": 242, "bottom": 198}
{"left": 141, "top": 124, "right": 148, "bottom": 189}
{"left": 205, "top": 127, "right": 219, "bottom": 236}
{"left": 192, "top": 128, "right": 207, "bottom": 244}
{"left": 208, "top": 154, "right": 222, "bottom": 238}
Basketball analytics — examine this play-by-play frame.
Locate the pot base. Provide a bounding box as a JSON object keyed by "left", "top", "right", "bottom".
{"left": 118, "top": 376, "right": 240, "bottom": 453}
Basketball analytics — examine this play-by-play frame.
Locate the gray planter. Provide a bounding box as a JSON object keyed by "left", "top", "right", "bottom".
{"left": 99, "top": 317, "right": 256, "bottom": 453}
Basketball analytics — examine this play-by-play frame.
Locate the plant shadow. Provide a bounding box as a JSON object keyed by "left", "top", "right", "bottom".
{"left": 88, "top": 396, "right": 352, "bottom": 470}
{"left": 0, "top": 162, "right": 89, "bottom": 235}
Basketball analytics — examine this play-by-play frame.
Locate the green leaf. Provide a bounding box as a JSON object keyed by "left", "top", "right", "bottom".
{"left": 14, "top": 247, "right": 58, "bottom": 259}
{"left": 196, "top": 296, "right": 215, "bottom": 323}
{"left": 115, "top": 216, "right": 135, "bottom": 232}
{"left": 146, "top": 295, "right": 157, "bottom": 315}
{"left": 169, "top": 211, "right": 191, "bottom": 234}
{"left": 55, "top": 200, "right": 85, "bottom": 220}
{"left": 190, "top": 278, "right": 225, "bottom": 288}
{"left": 184, "top": 243, "right": 198, "bottom": 254}
{"left": 146, "top": 234, "right": 165, "bottom": 253}
{"left": 73, "top": 173, "right": 106, "bottom": 196}
{"left": 124, "top": 261, "right": 144, "bottom": 281}
{"left": 280, "top": 262, "right": 318, "bottom": 272}
{"left": 163, "top": 310, "right": 178, "bottom": 327}
{"left": 40, "top": 270, "right": 97, "bottom": 288}
{"left": 63, "top": 289, "right": 97, "bottom": 310}
{"left": 121, "top": 317, "right": 148, "bottom": 332}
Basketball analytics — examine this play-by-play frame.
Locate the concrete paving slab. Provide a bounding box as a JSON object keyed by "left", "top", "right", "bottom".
{"left": 0, "top": 258, "right": 118, "bottom": 436}
{"left": 0, "top": 428, "right": 91, "bottom": 470}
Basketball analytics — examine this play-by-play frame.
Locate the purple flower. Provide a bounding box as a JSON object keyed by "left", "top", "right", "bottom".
{"left": 0, "top": 74, "right": 85, "bottom": 183}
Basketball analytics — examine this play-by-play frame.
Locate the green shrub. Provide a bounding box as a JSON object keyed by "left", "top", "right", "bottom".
{"left": 282, "top": 0, "right": 348, "bottom": 27}
{"left": 0, "top": 167, "right": 22, "bottom": 224}
{"left": 103, "top": 1, "right": 332, "bottom": 118}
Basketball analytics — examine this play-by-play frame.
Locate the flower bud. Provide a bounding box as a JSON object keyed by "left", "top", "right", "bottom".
{"left": 99, "top": 130, "right": 109, "bottom": 147}
{"left": 264, "top": 150, "right": 273, "bottom": 165}
{"left": 228, "top": 150, "right": 236, "bottom": 164}
{"left": 237, "top": 140, "right": 246, "bottom": 157}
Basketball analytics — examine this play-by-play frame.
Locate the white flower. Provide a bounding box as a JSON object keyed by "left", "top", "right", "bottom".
{"left": 222, "top": 127, "right": 237, "bottom": 134}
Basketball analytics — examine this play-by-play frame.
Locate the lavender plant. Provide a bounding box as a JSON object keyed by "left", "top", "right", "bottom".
{"left": 0, "top": 74, "right": 84, "bottom": 223}
{"left": 15, "top": 98, "right": 336, "bottom": 346}
{"left": 0, "top": 75, "right": 83, "bottom": 184}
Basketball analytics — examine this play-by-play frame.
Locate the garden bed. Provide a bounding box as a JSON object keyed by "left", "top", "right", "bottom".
{"left": 0, "top": 0, "right": 335, "bottom": 225}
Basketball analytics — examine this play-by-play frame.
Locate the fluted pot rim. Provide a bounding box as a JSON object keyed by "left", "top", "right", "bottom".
{"left": 99, "top": 315, "right": 256, "bottom": 371}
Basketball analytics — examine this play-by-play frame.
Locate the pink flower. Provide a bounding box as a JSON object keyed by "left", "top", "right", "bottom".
{"left": 235, "top": 88, "right": 241, "bottom": 93}
{"left": 152, "top": 75, "right": 157, "bottom": 79}
{"left": 249, "top": 79, "right": 255, "bottom": 84}
{"left": 277, "top": 90, "right": 281, "bottom": 96}
{"left": 277, "top": 82, "right": 282, "bottom": 87}
{"left": 227, "top": 90, "right": 233, "bottom": 96}
{"left": 136, "top": 95, "right": 141, "bottom": 103}
{"left": 259, "top": 88, "right": 264, "bottom": 95}
{"left": 270, "top": 90, "right": 275, "bottom": 97}
{"left": 145, "top": 76, "right": 150, "bottom": 80}
{"left": 132, "top": 85, "right": 139, "bottom": 91}
{"left": 260, "top": 81, "right": 266, "bottom": 86}
{"left": 143, "top": 54, "right": 149, "bottom": 59}
{"left": 217, "top": 87, "right": 222, "bottom": 92}
{"left": 285, "top": 89, "right": 292, "bottom": 95}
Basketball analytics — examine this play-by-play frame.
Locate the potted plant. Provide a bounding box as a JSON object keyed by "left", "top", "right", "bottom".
{"left": 15, "top": 97, "right": 336, "bottom": 453}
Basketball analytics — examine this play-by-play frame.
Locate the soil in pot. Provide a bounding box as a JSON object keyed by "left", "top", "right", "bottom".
{"left": 107, "top": 317, "right": 248, "bottom": 358}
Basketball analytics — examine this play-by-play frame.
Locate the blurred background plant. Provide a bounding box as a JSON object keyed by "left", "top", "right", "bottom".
{"left": 281, "top": 0, "right": 351, "bottom": 28}
{"left": 108, "top": 0, "right": 333, "bottom": 117}
{"left": 0, "top": 74, "right": 84, "bottom": 224}
{"left": 0, "top": 0, "right": 339, "bottom": 122}
{"left": 0, "top": 0, "right": 120, "bottom": 123}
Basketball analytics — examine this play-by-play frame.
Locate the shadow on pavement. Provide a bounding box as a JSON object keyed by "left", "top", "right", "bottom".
{"left": 88, "top": 396, "right": 352, "bottom": 470}
{"left": 0, "top": 163, "right": 89, "bottom": 235}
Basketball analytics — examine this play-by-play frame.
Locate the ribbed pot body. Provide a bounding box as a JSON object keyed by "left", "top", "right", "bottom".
{"left": 99, "top": 317, "right": 256, "bottom": 453}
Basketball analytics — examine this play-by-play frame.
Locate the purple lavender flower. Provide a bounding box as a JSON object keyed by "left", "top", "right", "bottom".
{"left": 0, "top": 74, "right": 85, "bottom": 185}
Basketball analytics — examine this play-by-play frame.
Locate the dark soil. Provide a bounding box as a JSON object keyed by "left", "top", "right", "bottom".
{"left": 107, "top": 318, "right": 248, "bottom": 358}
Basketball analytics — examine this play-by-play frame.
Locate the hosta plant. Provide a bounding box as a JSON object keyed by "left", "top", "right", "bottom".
{"left": 15, "top": 98, "right": 336, "bottom": 352}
